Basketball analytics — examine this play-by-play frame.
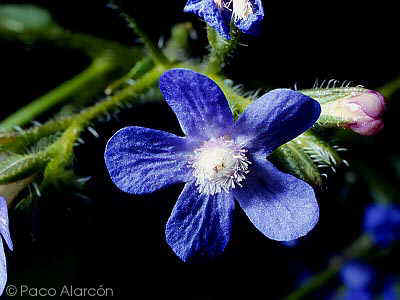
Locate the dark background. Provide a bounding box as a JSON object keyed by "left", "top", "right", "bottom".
{"left": 2, "top": 0, "right": 400, "bottom": 298}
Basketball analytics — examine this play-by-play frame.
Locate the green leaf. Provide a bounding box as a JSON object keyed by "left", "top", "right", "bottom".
{"left": 0, "top": 4, "right": 54, "bottom": 33}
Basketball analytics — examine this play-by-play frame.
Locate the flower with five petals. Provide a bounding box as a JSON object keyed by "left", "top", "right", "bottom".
{"left": 104, "top": 69, "right": 321, "bottom": 261}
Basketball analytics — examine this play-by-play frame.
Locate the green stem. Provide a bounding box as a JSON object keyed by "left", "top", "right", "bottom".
{"left": 2, "top": 22, "right": 139, "bottom": 59}
{"left": 45, "top": 65, "right": 167, "bottom": 176}
{"left": 110, "top": 5, "right": 170, "bottom": 66}
{"left": 284, "top": 235, "right": 373, "bottom": 300}
{"left": 0, "top": 116, "right": 73, "bottom": 153}
{"left": 0, "top": 56, "right": 115, "bottom": 130}
{"left": 205, "top": 26, "right": 240, "bottom": 74}
{"left": 0, "top": 65, "right": 166, "bottom": 185}
{"left": 285, "top": 265, "right": 340, "bottom": 300}
{"left": 105, "top": 56, "right": 155, "bottom": 95}
{"left": 378, "top": 74, "right": 400, "bottom": 99}
{"left": 75, "top": 65, "right": 167, "bottom": 127}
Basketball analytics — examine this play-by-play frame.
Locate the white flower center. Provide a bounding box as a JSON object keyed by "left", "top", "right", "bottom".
{"left": 190, "top": 136, "right": 251, "bottom": 195}
{"left": 214, "top": 0, "right": 254, "bottom": 21}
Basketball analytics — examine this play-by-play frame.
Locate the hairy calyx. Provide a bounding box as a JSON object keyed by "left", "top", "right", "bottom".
{"left": 191, "top": 136, "right": 251, "bottom": 195}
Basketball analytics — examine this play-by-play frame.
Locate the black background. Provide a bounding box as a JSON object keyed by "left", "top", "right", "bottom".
{"left": 2, "top": 0, "right": 400, "bottom": 299}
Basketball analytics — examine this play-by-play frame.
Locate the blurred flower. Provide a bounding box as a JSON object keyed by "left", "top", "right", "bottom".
{"left": 105, "top": 68, "right": 321, "bottom": 261}
{"left": 364, "top": 204, "right": 400, "bottom": 247}
{"left": 341, "top": 262, "right": 375, "bottom": 291}
{"left": 340, "top": 262, "right": 398, "bottom": 300}
{"left": 0, "top": 197, "right": 13, "bottom": 295}
{"left": 321, "top": 90, "right": 385, "bottom": 136}
{"left": 184, "top": 0, "right": 264, "bottom": 39}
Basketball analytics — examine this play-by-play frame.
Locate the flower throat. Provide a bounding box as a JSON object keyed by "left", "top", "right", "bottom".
{"left": 190, "top": 136, "right": 251, "bottom": 195}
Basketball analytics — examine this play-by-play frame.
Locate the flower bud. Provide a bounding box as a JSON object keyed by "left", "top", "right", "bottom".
{"left": 321, "top": 90, "right": 385, "bottom": 136}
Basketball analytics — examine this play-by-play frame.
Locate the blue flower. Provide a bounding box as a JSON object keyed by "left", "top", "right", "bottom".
{"left": 341, "top": 262, "right": 375, "bottom": 291}
{"left": 364, "top": 204, "right": 400, "bottom": 247}
{"left": 104, "top": 68, "right": 321, "bottom": 261}
{"left": 340, "top": 262, "right": 398, "bottom": 300}
{"left": 0, "top": 197, "right": 13, "bottom": 295}
{"left": 184, "top": 0, "right": 264, "bottom": 39}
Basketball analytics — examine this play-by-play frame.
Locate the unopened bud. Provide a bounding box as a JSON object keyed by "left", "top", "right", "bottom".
{"left": 321, "top": 90, "right": 385, "bottom": 136}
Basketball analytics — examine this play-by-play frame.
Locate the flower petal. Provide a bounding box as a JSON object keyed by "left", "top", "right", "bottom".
{"left": 234, "top": 0, "right": 264, "bottom": 36}
{"left": 0, "top": 239, "right": 7, "bottom": 296}
{"left": 165, "top": 181, "right": 234, "bottom": 261}
{"left": 159, "top": 68, "right": 234, "bottom": 140}
{"left": 0, "top": 197, "right": 13, "bottom": 251}
{"left": 104, "top": 127, "right": 192, "bottom": 195}
{"left": 232, "top": 155, "right": 319, "bottom": 241}
{"left": 184, "top": 0, "right": 231, "bottom": 39}
{"left": 232, "top": 89, "right": 321, "bottom": 155}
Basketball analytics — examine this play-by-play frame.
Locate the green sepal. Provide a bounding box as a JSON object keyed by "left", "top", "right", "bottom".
{"left": 300, "top": 86, "right": 368, "bottom": 104}
{"left": 300, "top": 87, "right": 369, "bottom": 130}
{"left": 0, "top": 151, "right": 48, "bottom": 184}
{"left": 298, "top": 132, "right": 343, "bottom": 172}
{"left": 271, "top": 140, "right": 323, "bottom": 187}
{"left": 0, "top": 117, "right": 72, "bottom": 154}
{"left": 271, "top": 131, "right": 344, "bottom": 188}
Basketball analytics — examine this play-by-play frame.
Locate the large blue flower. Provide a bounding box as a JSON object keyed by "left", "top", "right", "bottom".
{"left": 184, "top": 0, "right": 264, "bottom": 39}
{"left": 0, "top": 197, "right": 13, "bottom": 295}
{"left": 104, "top": 68, "right": 321, "bottom": 262}
{"left": 364, "top": 204, "right": 400, "bottom": 247}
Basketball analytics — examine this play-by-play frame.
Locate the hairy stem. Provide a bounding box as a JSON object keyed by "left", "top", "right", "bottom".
{"left": 0, "top": 57, "right": 116, "bottom": 130}
{"left": 43, "top": 66, "right": 167, "bottom": 183}
{"left": 108, "top": 3, "right": 170, "bottom": 66}
{"left": 205, "top": 26, "right": 240, "bottom": 74}
{"left": 378, "top": 74, "right": 400, "bottom": 99}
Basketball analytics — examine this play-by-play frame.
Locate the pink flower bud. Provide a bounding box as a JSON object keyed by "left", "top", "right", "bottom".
{"left": 321, "top": 90, "right": 385, "bottom": 136}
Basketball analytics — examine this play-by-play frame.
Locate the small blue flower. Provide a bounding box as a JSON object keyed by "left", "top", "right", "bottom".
{"left": 184, "top": 0, "right": 264, "bottom": 39}
{"left": 104, "top": 68, "right": 321, "bottom": 261}
{"left": 364, "top": 204, "right": 400, "bottom": 247}
{"left": 0, "top": 197, "right": 13, "bottom": 295}
{"left": 340, "top": 262, "right": 398, "bottom": 300}
{"left": 341, "top": 262, "right": 375, "bottom": 291}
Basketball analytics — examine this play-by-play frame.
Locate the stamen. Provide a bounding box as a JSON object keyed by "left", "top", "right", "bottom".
{"left": 214, "top": 0, "right": 223, "bottom": 8}
{"left": 213, "top": 0, "right": 253, "bottom": 21}
{"left": 232, "top": 0, "right": 253, "bottom": 21}
{"left": 190, "top": 136, "right": 251, "bottom": 195}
